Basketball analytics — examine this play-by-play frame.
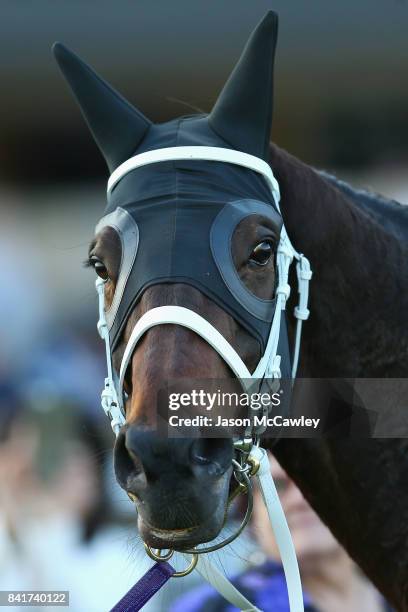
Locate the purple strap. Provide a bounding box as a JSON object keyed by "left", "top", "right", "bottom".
{"left": 110, "top": 561, "right": 175, "bottom": 612}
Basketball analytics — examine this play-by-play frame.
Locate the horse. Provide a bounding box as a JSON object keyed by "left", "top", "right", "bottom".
{"left": 53, "top": 11, "right": 408, "bottom": 611}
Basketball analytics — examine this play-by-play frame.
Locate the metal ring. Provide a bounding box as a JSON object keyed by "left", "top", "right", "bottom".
{"left": 171, "top": 553, "right": 198, "bottom": 578}
{"left": 231, "top": 458, "right": 251, "bottom": 474}
{"left": 182, "top": 469, "right": 253, "bottom": 555}
{"left": 144, "top": 544, "right": 174, "bottom": 562}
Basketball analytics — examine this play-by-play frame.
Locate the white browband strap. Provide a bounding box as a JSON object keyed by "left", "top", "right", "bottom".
{"left": 107, "top": 146, "right": 280, "bottom": 201}
{"left": 96, "top": 146, "right": 311, "bottom": 612}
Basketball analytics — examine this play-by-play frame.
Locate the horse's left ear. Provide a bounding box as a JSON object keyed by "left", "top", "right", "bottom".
{"left": 209, "top": 11, "right": 278, "bottom": 161}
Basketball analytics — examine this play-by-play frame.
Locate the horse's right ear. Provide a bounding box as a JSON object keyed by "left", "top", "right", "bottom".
{"left": 52, "top": 43, "right": 151, "bottom": 173}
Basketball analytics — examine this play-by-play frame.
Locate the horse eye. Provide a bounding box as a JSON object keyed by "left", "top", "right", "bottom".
{"left": 249, "top": 241, "right": 273, "bottom": 266}
{"left": 90, "top": 256, "right": 109, "bottom": 281}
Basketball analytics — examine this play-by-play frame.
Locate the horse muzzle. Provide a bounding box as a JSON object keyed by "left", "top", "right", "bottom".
{"left": 114, "top": 427, "right": 234, "bottom": 546}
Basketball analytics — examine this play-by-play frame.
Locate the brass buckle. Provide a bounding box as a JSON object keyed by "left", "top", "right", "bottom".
{"left": 143, "top": 545, "right": 198, "bottom": 577}
{"left": 246, "top": 453, "right": 261, "bottom": 476}
{"left": 144, "top": 545, "right": 173, "bottom": 562}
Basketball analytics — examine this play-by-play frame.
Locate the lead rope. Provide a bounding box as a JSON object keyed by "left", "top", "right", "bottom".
{"left": 251, "top": 447, "right": 303, "bottom": 612}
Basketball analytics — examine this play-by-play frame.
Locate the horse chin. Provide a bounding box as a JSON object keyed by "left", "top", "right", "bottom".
{"left": 138, "top": 512, "right": 226, "bottom": 551}
{"left": 135, "top": 481, "right": 230, "bottom": 551}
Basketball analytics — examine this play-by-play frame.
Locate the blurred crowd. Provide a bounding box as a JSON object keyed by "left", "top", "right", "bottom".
{"left": 0, "top": 195, "right": 149, "bottom": 610}
{"left": 0, "top": 388, "right": 391, "bottom": 611}
{"left": 0, "top": 323, "right": 248, "bottom": 612}
{"left": 0, "top": 337, "right": 147, "bottom": 611}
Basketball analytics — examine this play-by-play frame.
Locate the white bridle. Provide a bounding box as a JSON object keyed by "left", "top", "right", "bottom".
{"left": 98, "top": 146, "right": 311, "bottom": 434}
{"left": 95, "top": 146, "right": 311, "bottom": 612}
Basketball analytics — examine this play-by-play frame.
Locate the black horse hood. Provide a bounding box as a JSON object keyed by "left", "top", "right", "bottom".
{"left": 98, "top": 114, "right": 283, "bottom": 353}
{"left": 52, "top": 11, "right": 292, "bottom": 377}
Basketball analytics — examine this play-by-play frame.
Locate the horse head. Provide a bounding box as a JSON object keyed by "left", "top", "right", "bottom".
{"left": 53, "top": 12, "right": 300, "bottom": 551}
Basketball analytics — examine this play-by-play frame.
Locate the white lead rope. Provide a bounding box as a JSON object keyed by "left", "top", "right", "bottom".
{"left": 252, "top": 447, "right": 303, "bottom": 611}
{"left": 182, "top": 554, "right": 262, "bottom": 612}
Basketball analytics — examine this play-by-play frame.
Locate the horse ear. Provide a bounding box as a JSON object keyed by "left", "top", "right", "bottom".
{"left": 52, "top": 43, "right": 151, "bottom": 172}
{"left": 209, "top": 11, "right": 278, "bottom": 161}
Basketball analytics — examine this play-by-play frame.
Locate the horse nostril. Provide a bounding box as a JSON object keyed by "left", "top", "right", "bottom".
{"left": 190, "top": 438, "right": 233, "bottom": 477}
{"left": 114, "top": 430, "right": 142, "bottom": 490}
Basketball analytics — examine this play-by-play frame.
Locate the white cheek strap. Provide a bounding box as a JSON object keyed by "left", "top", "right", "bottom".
{"left": 96, "top": 278, "right": 123, "bottom": 436}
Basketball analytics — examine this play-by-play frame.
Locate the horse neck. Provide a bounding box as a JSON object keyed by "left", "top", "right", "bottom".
{"left": 269, "top": 144, "right": 408, "bottom": 376}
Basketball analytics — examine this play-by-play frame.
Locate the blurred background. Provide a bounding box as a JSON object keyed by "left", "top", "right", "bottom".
{"left": 0, "top": 1, "right": 406, "bottom": 610}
